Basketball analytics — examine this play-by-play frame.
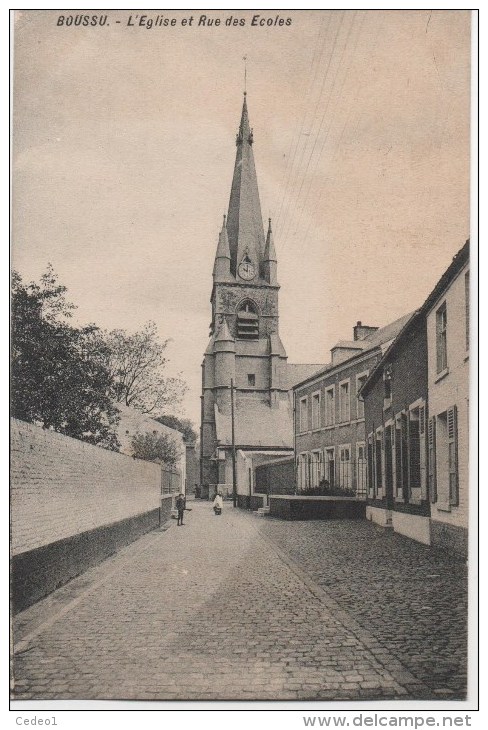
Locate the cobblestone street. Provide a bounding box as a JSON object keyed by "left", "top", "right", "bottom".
{"left": 12, "top": 501, "right": 467, "bottom": 702}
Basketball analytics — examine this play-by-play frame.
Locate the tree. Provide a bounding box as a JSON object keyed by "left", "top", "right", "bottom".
{"left": 155, "top": 414, "right": 197, "bottom": 443}
{"left": 11, "top": 267, "right": 120, "bottom": 450}
{"left": 96, "top": 322, "right": 187, "bottom": 416}
{"left": 130, "top": 431, "right": 179, "bottom": 468}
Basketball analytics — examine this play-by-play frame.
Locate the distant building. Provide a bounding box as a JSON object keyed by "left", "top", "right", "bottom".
{"left": 116, "top": 404, "right": 186, "bottom": 493}
{"left": 360, "top": 240, "right": 469, "bottom": 555}
{"left": 185, "top": 439, "right": 199, "bottom": 495}
{"left": 200, "top": 94, "right": 321, "bottom": 502}
{"left": 293, "top": 315, "right": 411, "bottom": 497}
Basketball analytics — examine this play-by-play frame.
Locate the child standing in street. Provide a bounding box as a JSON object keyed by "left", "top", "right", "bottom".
{"left": 176, "top": 493, "right": 186, "bottom": 526}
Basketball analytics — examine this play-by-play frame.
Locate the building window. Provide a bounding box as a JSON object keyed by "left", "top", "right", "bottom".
{"left": 324, "top": 447, "right": 335, "bottom": 489}
{"left": 384, "top": 425, "right": 394, "bottom": 495}
{"left": 339, "top": 446, "right": 351, "bottom": 490}
{"left": 433, "top": 407, "right": 459, "bottom": 508}
{"left": 356, "top": 442, "right": 367, "bottom": 497}
{"left": 310, "top": 451, "right": 322, "bottom": 488}
{"left": 436, "top": 302, "right": 448, "bottom": 373}
{"left": 383, "top": 364, "right": 392, "bottom": 407}
{"left": 247, "top": 374, "right": 255, "bottom": 387}
{"left": 395, "top": 413, "right": 408, "bottom": 499}
{"left": 299, "top": 397, "right": 308, "bottom": 433}
{"left": 408, "top": 406, "right": 425, "bottom": 493}
{"left": 409, "top": 416, "right": 420, "bottom": 492}
{"left": 375, "top": 429, "right": 384, "bottom": 493}
{"left": 237, "top": 300, "right": 259, "bottom": 339}
{"left": 356, "top": 372, "right": 368, "bottom": 419}
{"left": 339, "top": 380, "right": 350, "bottom": 422}
{"left": 325, "top": 386, "right": 335, "bottom": 425}
{"left": 465, "top": 270, "right": 470, "bottom": 351}
{"left": 367, "top": 434, "right": 375, "bottom": 496}
{"left": 298, "top": 453, "right": 308, "bottom": 491}
{"left": 312, "top": 391, "right": 321, "bottom": 430}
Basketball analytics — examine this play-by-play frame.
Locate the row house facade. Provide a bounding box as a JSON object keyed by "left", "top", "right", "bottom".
{"left": 360, "top": 313, "right": 429, "bottom": 541}
{"left": 293, "top": 315, "right": 411, "bottom": 497}
{"left": 361, "top": 240, "right": 469, "bottom": 556}
{"left": 426, "top": 242, "right": 470, "bottom": 556}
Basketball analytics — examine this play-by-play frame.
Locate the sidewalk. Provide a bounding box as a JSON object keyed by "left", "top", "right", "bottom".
{"left": 12, "top": 501, "right": 467, "bottom": 701}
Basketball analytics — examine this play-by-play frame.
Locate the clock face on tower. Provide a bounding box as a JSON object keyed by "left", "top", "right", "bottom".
{"left": 238, "top": 258, "right": 256, "bottom": 280}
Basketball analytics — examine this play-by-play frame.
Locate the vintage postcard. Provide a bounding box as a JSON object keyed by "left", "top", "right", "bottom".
{"left": 10, "top": 8, "right": 474, "bottom": 713}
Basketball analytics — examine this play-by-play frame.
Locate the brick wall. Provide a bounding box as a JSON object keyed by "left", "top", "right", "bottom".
{"left": 269, "top": 496, "right": 366, "bottom": 521}
{"left": 11, "top": 419, "right": 162, "bottom": 556}
{"left": 255, "top": 457, "right": 295, "bottom": 495}
{"left": 11, "top": 419, "right": 167, "bottom": 611}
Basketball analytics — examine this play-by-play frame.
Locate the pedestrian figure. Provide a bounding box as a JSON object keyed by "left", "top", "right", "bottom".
{"left": 176, "top": 492, "right": 186, "bottom": 526}
{"left": 213, "top": 491, "right": 223, "bottom": 515}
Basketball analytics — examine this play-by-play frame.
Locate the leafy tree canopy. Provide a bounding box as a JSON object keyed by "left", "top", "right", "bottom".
{"left": 11, "top": 266, "right": 120, "bottom": 450}
{"left": 92, "top": 323, "right": 187, "bottom": 417}
{"left": 130, "top": 431, "right": 179, "bottom": 468}
{"left": 155, "top": 414, "right": 197, "bottom": 443}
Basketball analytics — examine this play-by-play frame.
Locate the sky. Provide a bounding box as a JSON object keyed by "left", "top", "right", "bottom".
{"left": 12, "top": 9, "right": 471, "bottom": 427}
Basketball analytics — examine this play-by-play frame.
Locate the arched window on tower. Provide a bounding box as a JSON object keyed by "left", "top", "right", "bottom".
{"left": 237, "top": 300, "right": 259, "bottom": 340}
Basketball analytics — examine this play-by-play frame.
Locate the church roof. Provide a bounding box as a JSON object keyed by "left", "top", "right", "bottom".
{"left": 215, "top": 318, "right": 234, "bottom": 342}
{"left": 226, "top": 94, "right": 266, "bottom": 279}
{"left": 204, "top": 333, "right": 216, "bottom": 355}
{"left": 269, "top": 333, "right": 287, "bottom": 357}
{"left": 214, "top": 398, "right": 293, "bottom": 449}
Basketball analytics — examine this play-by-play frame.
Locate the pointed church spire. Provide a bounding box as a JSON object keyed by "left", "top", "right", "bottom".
{"left": 213, "top": 214, "right": 232, "bottom": 281}
{"left": 262, "top": 218, "right": 278, "bottom": 285}
{"left": 227, "top": 94, "right": 266, "bottom": 279}
{"left": 264, "top": 218, "right": 277, "bottom": 261}
{"left": 216, "top": 215, "right": 231, "bottom": 259}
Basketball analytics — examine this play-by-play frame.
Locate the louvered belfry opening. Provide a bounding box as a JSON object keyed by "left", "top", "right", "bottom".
{"left": 237, "top": 301, "right": 259, "bottom": 339}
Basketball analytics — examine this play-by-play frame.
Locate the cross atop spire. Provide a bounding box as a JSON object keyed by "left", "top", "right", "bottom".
{"left": 236, "top": 93, "right": 253, "bottom": 147}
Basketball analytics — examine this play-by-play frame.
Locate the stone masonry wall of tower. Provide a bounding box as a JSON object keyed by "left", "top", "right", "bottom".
{"left": 200, "top": 94, "right": 292, "bottom": 492}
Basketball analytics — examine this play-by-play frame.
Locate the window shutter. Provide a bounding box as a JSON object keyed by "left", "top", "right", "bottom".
{"left": 372, "top": 434, "right": 377, "bottom": 497}
{"left": 401, "top": 413, "right": 409, "bottom": 500}
{"left": 367, "top": 437, "right": 374, "bottom": 497}
{"left": 448, "top": 406, "right": 459, "bottom": 506}
{"left": 419, "top": 406, "right": 425, "bottom": 436}
{"left": 391, "top": 422, "right": 397, "bottom": 496}
{"left": 428, "top": 417, "right": 437, "bottom": 503}
{"left": 419, "top": 405, "right": 427, "bottom": 499}
{"left": 381, "top": 429, "right": 386, "bottom": 494}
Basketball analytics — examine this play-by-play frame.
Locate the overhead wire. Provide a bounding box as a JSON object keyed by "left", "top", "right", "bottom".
{"left": 273, "top": 14, "right": 332, "bottom": 235}
{"left": 300, "top": 13, "right": 385, "bottom": 249}
{"left": 276, "top": 12, "right": 346, "bottom": 243}
{"left": 279, "top": 11, "right": 357, "bottom": 253}
{"left": 285, "top": 11, "right": 367, "bottom": 253}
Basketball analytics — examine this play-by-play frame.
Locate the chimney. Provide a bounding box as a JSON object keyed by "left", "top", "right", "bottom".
{"left": 353, "top": 321, "right": 379, "bottom": 341}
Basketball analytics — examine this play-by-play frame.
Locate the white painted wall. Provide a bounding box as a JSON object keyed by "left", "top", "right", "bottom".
{"left": 426, "top": 262, "right": 469, "bottom": 531}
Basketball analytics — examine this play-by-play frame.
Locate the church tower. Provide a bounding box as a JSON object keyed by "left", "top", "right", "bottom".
{"left": 200, "top": 94, "right": 292, "bottom": 495}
